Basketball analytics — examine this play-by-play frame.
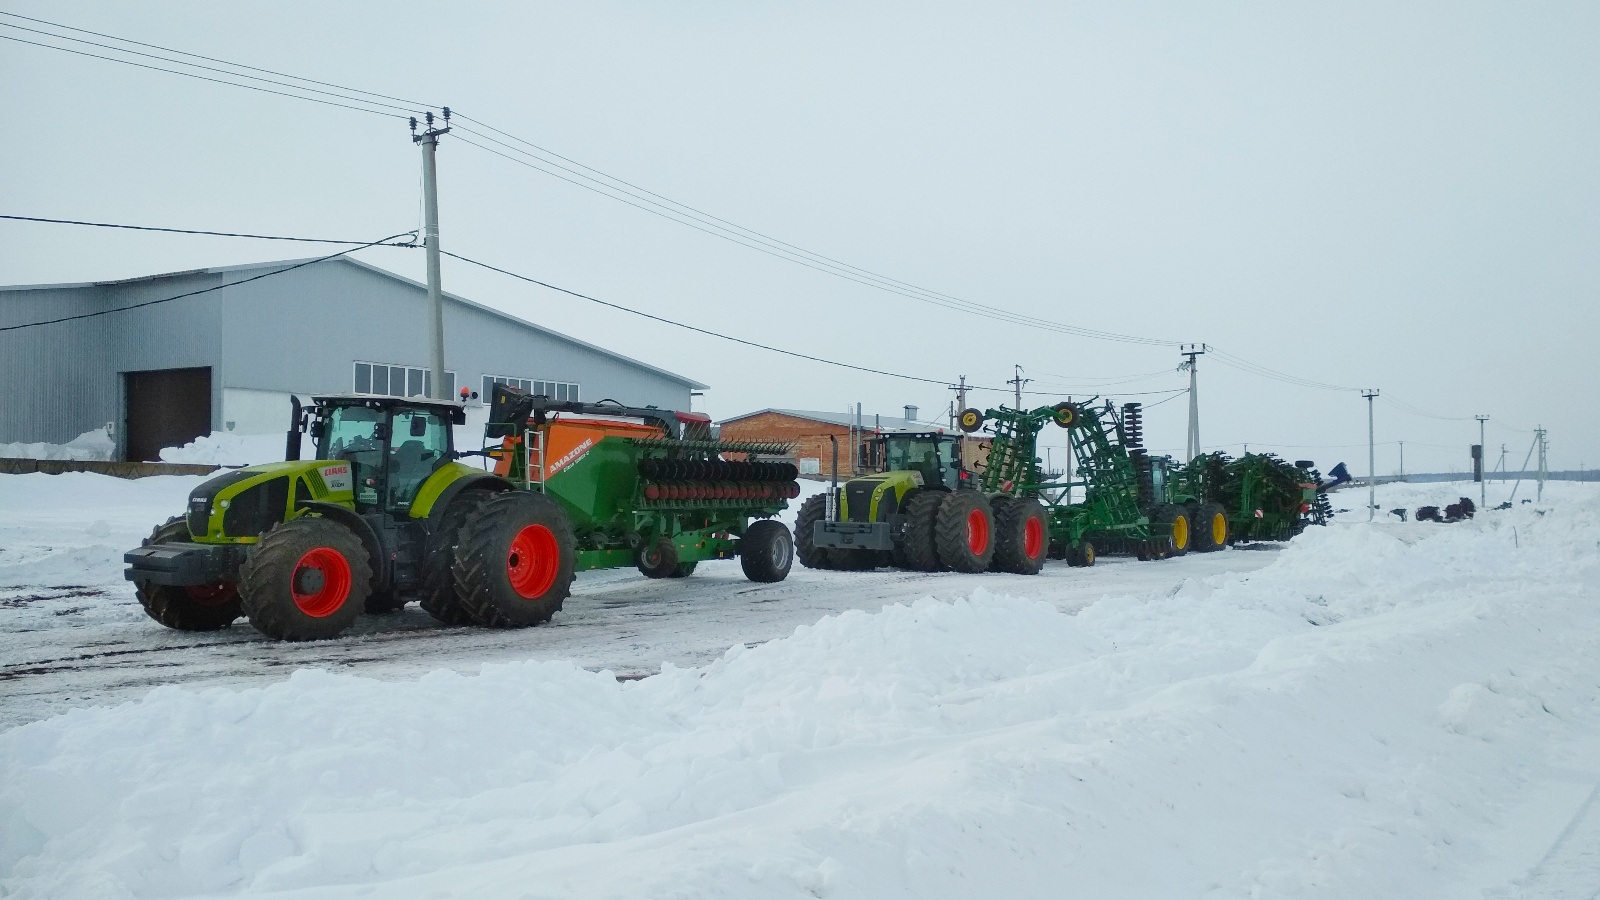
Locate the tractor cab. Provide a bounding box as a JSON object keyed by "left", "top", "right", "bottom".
{"left": 872, "top": 431, "right": 962, "bottom": 491}
{"left": 298, "top": 394, "right": 466, "bottom": 513}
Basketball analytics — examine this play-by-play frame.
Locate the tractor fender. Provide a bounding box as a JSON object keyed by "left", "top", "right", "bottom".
{"left": 424, "top": 473, "right": 515, "bottom": 530}
{"left": 296, "top": 501, "right": 389, "bottom": 593}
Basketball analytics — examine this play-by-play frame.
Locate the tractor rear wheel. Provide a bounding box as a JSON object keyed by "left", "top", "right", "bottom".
{"left": 991, "top": 496, "right": 1049, "bottom": 575}
{"left": 636, "top": 539, "right": 680, "bottom": 579}
{"left": 794, "top": 493, "right": 834, "bottom": 570}
{"left": 740, "top": 519, "right": 793, "bottom": 583}
{"left": 935, "top": 491, "right": 995, "bottom": 573}
{"left": 420, "top": 490, "right": 495, "bottom": 626}
{"left": 135, "top": 517, "right": 243, "bottom": 631}
{"left": 1153, "top": 504, "right": 1191, "bottom": 557}
{"left": 454, "top": 492, "right": 576, "bottom": 628}
{"left": 239, "top": 516, "right": 371, "bottom": 641}
{"left": 896, "top": 491, "right": 944, "bottom": 571}
{"left": 1191, "top": 502, "right": 1228, "bottom": 552}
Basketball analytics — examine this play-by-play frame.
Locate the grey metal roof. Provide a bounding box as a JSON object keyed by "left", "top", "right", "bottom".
{"left": 1, "top": 256, "right": 709, "bottom": 390}
{"left": 721, "top": 408, "right": 951, "bottom": 433}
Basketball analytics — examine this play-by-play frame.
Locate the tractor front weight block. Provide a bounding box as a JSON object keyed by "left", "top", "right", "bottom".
{"left": 125, "top": 542, "right": 246, "bottom": 587}
{"left": 813, "top": 520, "right": 894, "bottom": 551}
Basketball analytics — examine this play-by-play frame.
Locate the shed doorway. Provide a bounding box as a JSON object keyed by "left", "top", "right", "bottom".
{"left": 124, "top": 367, "right": 211, "bottom": 462}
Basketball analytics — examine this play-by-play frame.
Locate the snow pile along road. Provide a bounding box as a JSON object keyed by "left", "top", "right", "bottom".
{"left": 0, "top": 426, "right": 115, "bottom": 461}
{"left": 3, "top": 496, "right": 1599, "bottom": 897}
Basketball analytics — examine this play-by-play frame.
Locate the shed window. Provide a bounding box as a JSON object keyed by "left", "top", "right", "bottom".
{"left": 354, "top": 361, "right": 456, "bottom": 399}
{"left": 481, "top": 375, "right": 579, "bottom": 405}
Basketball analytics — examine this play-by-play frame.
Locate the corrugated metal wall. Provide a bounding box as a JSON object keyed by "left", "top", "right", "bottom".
{"left": 1, "top": 259, "right": 700, "bottom": 450}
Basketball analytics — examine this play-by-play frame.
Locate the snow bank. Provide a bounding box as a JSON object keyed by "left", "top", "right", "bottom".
{"left": 158, "top": 432, "right": 286, "bottom": 467}
{"left": 3, "top": 489, "right": 1598, "bottom": 897}
{"left": 0, "top": 426, "right": 115, "bottom": 461}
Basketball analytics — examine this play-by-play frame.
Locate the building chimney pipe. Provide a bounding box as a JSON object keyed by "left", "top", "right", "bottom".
{"left": 904, "top": 405, "right": 918, "bottom": 422}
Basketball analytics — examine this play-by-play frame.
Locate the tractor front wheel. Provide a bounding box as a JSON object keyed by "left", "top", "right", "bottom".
{"left": 1153, "top": 504, "right": 1191, "bottom": 557}
{"left": 896, "top": 491, "right": 944, "bottom": 571}
{"left": 794, "top": 493, "right": 834, "bottom": 570}
{"left": 935, "top": 491, "right": 995, "bottom": 573}
{"left": 991, "top": 496, "right": 1049, "bottom": 575}
{"left": 135, "top": 517, "right": 243, "bottom": 631}
{"left": 239, "top": 516, "right": 371, "bottom": 641}
{"left": 454, "top": 492, "right": 576, "bottom": 628}
{"left": 740, "top": 520, "right": 793, "bottom": 583}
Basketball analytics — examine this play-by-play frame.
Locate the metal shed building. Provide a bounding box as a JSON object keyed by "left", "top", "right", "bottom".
{"left": 0, "top": 257, "right": 706, "bottom": 460}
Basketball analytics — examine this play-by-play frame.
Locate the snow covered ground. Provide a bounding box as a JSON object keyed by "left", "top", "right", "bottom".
{"left": 0, "top": 426, "right": 116, "bottom": 461}
{"left": 2, "top": 474, "right": 1597, "bottom": 898}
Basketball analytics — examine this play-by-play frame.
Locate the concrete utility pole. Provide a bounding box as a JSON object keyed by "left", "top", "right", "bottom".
{"left": 950, "top": 375, "right": 969, "bottom": 419}
{"left": 412, "top": 109, "right": 452, "bottom": 399}
{"left": 1398, "top": 441, "right": 1405, "bottom": 481}
{"left": 1180, "top": 344, "right": 1206, "bottom": 462}
{"left": 1362, "top": 389, "right": 1379, "bottom": 521}
{"left": 1536, "top": 426, "right": 1548, "bottom": 501}
{"left": 1008, "top": 365, "right": 1031, "bottom": 411}
{"left": 1475, "top": 415, "right": 1489, "bottom": 507}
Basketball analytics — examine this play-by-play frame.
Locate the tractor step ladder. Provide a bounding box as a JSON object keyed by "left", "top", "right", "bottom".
{"left": 523, "top": 428, "right": 548, "bottom": 492}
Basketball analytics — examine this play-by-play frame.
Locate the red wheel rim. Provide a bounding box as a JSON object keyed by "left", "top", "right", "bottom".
{"left": 1023, "top": 516, "right": 1044, "bottom": 560}
{"left": 966, "top": 508, "right": 990, "bottom": 555}
{"left": 184, "top": 583, "right": 235, "bottom": 606}
{"left": 508, "top": 524, "right": 559, "bottom": 599}
{"left": 291, "top": 547, "right": 351, "bottom": 618}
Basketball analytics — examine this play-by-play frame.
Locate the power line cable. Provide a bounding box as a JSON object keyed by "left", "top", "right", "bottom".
{"left": 0, "top": 33, "right": 405, "bottom": 119}
{"left": 439, "top": 249, "right": 1010, "bottom": 390}
{"left": 0, "top": 231, "right": 417, "bottom": 332}
{"left": 0, "top": 214, "right": 416, "bottom": 245}
{"left": 0, "top": 21, "right": 423, "bottom": 115}
{"left": 0, "top": 10, "right": 438, "bottom": 109}
{"left": 451, "top": 119, "right": 1177, "bottom": 347}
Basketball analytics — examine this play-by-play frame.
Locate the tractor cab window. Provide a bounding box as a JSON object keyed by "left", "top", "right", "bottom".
{"left": 387, "top": 408, "right": 450, "bottom": 509}
{"left": 887, "top": 436, "right": 958, "bottom": 490}
{"left": 323, "top": 405, "right": 386, "bottom": 506}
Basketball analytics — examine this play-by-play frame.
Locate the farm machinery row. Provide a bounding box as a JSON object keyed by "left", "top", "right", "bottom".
{"left": 125, "top": 385, "right": 800, "bottom": 641}
{"left": 799, "top": 397, "right": 1343, "bottom": 575}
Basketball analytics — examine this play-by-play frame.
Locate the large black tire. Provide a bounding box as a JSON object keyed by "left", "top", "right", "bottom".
{"left": 134, "top": 517, "right": 243, "bottom": 631}
{"left": 239, "top": 516, "right": 372, "bottom": 641}
{"left": 1152, "top": 504, "right": 1191, "bottom": 557}
{"left": 419, "top": 490, "right": 495, "bottom": 626}
{"left": 991, "top": 496, "right": 1049, "bottom": 575}
{"left": 935, "top": 491, "right": 995, "bottom": 573}
{"left": 454, "top": 492, "right": 576, "bottom": 628}
{"left": 1191, "top": 502, "right": 1228, "bottom": 553}
{"left": 669, "top": 561, "right": 698, "bottom": 578}
{"left": 636, "top": 539, "right": 679, "bottom": 579}
{"left": 897, "top": 491, "right": 944, "bottom": 571}
{"left": 794, "top": 493, "right": 835, "bottom": 570}
{"left": 740, "top": 519, "right": 793, "bottom": 583}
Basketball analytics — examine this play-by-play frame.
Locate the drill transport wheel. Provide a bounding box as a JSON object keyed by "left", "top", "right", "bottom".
{"left": 740, "top": 519, "right": 794, "bottom": 583}
{"left": 991, "top": 496, "right": 1049, "bottom": 575}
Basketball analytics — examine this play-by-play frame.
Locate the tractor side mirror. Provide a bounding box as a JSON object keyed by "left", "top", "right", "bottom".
{"left": 409, "top": 415, "right": 429, "bottom": 438}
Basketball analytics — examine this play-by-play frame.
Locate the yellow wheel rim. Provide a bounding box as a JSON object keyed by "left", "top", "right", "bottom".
{"left": 1172, "top": 514, "right": 1189, "bottom": 550}
{"left": 1211, "top": 512, "right": 1227, "bottom": 545}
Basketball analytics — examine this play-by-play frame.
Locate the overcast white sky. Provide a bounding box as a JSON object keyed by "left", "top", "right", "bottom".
{"left": 3, "top": 2, "right": 1596, "bottom": 475}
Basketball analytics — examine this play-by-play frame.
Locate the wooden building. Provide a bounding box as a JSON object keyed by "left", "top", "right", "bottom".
{"left": 718, "top": 407, "right": 990, "bottom": 479}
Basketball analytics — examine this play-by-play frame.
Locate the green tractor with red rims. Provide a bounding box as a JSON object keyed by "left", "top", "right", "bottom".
{"left": 798, "top": 427, "right": 1051, "bottom": 576}
{"left": 125, "top": 385, "right": 798, "bottom": 641}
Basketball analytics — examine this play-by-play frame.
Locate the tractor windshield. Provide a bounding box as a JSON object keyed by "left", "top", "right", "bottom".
{"left": 323, "top": 406, "right": 385, "bottom": 506}
{"left": 387, "top": 408, "right": 450, "bottom": 509}
{"left": 885, "top": 436, "right": 957, "bottom": 490}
